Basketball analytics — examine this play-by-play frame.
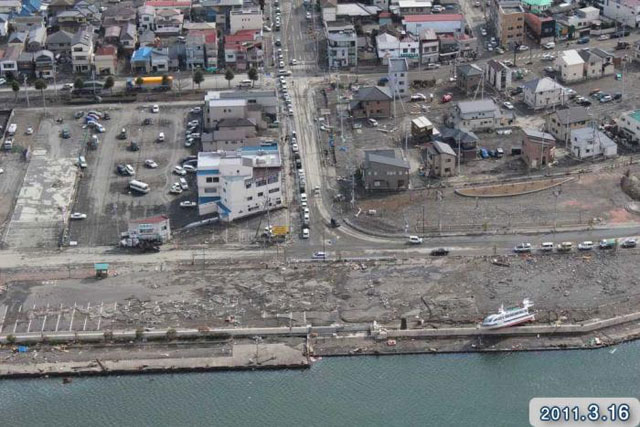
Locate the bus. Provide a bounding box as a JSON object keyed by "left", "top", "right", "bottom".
{"left": 126, "top": 76, "right": 174, "bottom": 92}
{"left": 129, "top": 180, "right": 150, "bottom": 194}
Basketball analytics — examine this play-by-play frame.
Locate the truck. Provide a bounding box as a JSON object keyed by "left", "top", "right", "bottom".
{"left": 126, "top": 76, "right": 173, "bottom": 92}
{"left": 7, "top": 123, "right": 17, "bottom": 136}
{"left": 120, "top": 234, "right": 162, "bottom": 252}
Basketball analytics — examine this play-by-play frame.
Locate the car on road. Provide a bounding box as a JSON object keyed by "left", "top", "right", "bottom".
{"left": 151, "top": 104, "right": 159, "bottom": 113}
{"left": 599, "top": 94, "right": 613, "bottom": 103}
{"left": 62, "top": 83, "right": 74, "bottom": 91}
{"left": 480, "top": 28, "right": 487, "bottom": 36}
{"left": 408, "top": 235, "right": 423, "bottom": 245}
{"left": 289, "top": 59, "right": 298, "bottom": 65}
{"left": 279, "top": 61, "right": 285, "bottom": 68}
{"left": 598, "top": 34, "right": 610, "bottom": 41}
{"left": 441, "top": 93, "right": 453, "bottom": 103}
{"left": 430, "top": 248, "right": 449, "bottom": 256}
{"left": 544, "top": 66, "right": 555, "bottom": 74}
{"left": 543, "top": 41, "right": 555, "bottom": 49}
{"left": 410, "top": 93, "right": 427, "bottom": 102}
{"left": 503, "top": 101, "right": 514, "bottom": 110}
{"left": 183, "top": 164, "right": 197, "bottom": 173}
{"left": 25, "top": 127, "right": 33, "bottom": 135}
{"left": 578, "top": 241, "right": 594, "bottom": 251}
{"left": 577, "top": 37, "right": 590, "bottom": 44}
{"left": 518, "top": 45, "right": 529, "bottom": 51}
{"left": 302, "top": 228, "right": 309, "bottom": 239}
{"left": 70, "top": 213, "right": 87, "bottom": 220}
{"left": 599, "top": 239, "right": 616, "bottom": 249}
{"left": 292, "top": 143, "right": 299, "bottom": 152}
{"left": 426, "top": 63, "right": 440, "bottom": 70}
{"left": 170, "top": 184, "right": 183, "bottom": 194}
{"left": 190, "top": 107, "right": 201, "bottom": 114}
{"left": 180, "top": 201, "right": 197, "bottom": 208}
{"left": 510, "top": 86, "right": 523, "bottom": 96}
{"left": 144, "top": 159, "right": 158, "bottom": 168}
{"left": 306, "top": 12, "right": 312, "bottom": 20}
{"left": 173, "top": 165, "right": 187, "bottom": 176}
{"left": 542, "top": 54, "right": 555, "bottom": 61}
{"left": 495, "top": 47, "right": 505, "bottom": 54}
{"left": 621, "top": 238, "right": 637, "bottom": 248}
{"left": 514, "top": 243, "right": 532, "bottom": 253}
{"left": 368, "top": 118, "right": 379, "bottom": 127}
{"left": 312, "top": 252, "right": 326, "bottom": 260}
{"left": 557, "top": 241, "right": 573, "bottom": 252}
{"left": 540, "top": 242, "right": 554, "bottom": 252}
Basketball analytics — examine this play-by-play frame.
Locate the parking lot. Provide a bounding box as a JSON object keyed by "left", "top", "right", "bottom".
{"left": 68, "top": 103, "right": 203, "bottom": 246}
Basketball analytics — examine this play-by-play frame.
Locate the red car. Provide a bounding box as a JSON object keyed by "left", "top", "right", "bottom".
{"left": 441, "top": 93, "right": 453, "bottom": 103}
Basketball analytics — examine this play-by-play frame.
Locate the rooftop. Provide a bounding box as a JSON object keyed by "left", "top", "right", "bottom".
{"left": 130, "top": 215, "right": 169, "bottom": 224}
{"left": 364, "top": 149, "right": 410, "bottom": 169}
{"left": 403, "top": 14, "right": 463, "bottom": 22}
{"left": 431, "top": 141, "right": 456, "bottom": 156}
{"left": 554, "top": 106, "right": 591, "bottom": 125}
{"left": 522, "top": 77, "right": 564, "bottom": 93}
{"left": 559, "top": 49, "right": 584, "bottom": 66}
{"left": 523, "top": 128, "right": 555, "bottom": 142}
{"left": 412, "top": 116, "right": 433, "bottom": 129}
{"left": 352, "top": 86, "right": 393, "bottom": 102}
{"left": 388, "top": 58, "right": 408, "bottom": 73}
{"left": 457, "top": 99, "right": 498, "bottom": 114}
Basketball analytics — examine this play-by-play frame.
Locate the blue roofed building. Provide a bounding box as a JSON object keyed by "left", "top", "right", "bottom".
{"left": 197, "top": 145, "right": 282, "bottom": 221}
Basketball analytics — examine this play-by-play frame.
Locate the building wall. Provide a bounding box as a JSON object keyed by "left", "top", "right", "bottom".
{"left": 229, "top": 10, "right": 263, "bottom": 34}
{"left": 524, "top": 88, "right": 564, "bottom": 110}
{"left": 557, "top": 59, "right": 583, "bottom": 82}
{"left": 547, "top": 118, "right": 589, "bottom": 145}
{"left": 618, "top": 113, "right": 640, "bottom": 142}
{"left": 426, "top": 148, "right": 456, "bottom": 177}
{"left": 72, "top": 42, "right": 93, "bottom": 73}
{"left": 601, "top": 0, "right": 640, "bottom": 29}
{"left": 363, "top": 163, "right": 409, "bottom": 190}
{"left": 352, "top": 100, "right": 391, "bottom": 118}
{"left": 522, "top": 138, "right": 554, "bottom": 169}
{"left": 497, "top": 7, "right": 525, "bottom": 47}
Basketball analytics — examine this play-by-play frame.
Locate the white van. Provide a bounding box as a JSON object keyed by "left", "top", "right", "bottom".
{"left": 7, "top": 123, "right": 17, "bottom": 136}
{"left": 158, "top": 132, "right": 165, "bottom": 142}
{"left": 129, "top": 180, "right": 150, "bottom": 194}
{"left": 408, "top": 236, "right": 423, "bottom": 245}
{"left": 179, "top": 177, "right": 188, "bottom": 190}
{"left": 540, "top": 242, "right": 554, "bottom": 252}
{"left": 77, "top": 156, "right": 87, "bottom": 169}
{"left": 238, "top": 80, "right": 252, "bottom": 88}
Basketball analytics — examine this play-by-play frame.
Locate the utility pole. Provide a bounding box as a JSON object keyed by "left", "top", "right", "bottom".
{"left": 437, "top": 190, "right": 443, "bottom": 233}
{"left": 53, "top": 62, "right": 58, "bottom": 99}
{"left": 24, "top": 75, "right": 30, "bottom": 107}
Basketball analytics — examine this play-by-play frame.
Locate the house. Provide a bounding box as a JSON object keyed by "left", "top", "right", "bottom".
{"left": 8, "top": 31, "right": 27, "bottom": 46}
{"left": 522, "top": 77, "right": 566, "bottom": 110}
{"left": 456, "top": 63, "right": 483, "bottom": 95}
{"left": 439, "top": 127, "right": 478, "bottom": 162}
{"left": 362, "top": 149, "right": 410, "bottom": 191}
{"left": 47, "top": 0, "right": 75, "bottom": 18}
{"left": 0, "top": 45, "right": 22, "bottom": 76}
{"left": 95, "top": 45, "right": 117, "bottom": 75}
{"left": 425, "top": 140, "right": 457, "bottom": 177}
{"left": 556, "top": 50, "right": 585, "bottom": 83}
{"left": 521, "top": 0, "right": 551, "bottom": 14}
{"left": 419, "top": 28, "right": 439, "bottom": 64}
{"left": 224, "top": 30, "right": 262, "bottom": 70}
{"left": 101, "top": 3, "right": 135, "bottom": 27}
{"left": 388, "top": 57, "right": 408, "bottom": 96}
{"left": 375, "top": 31, "right": 419, "bottom": 65}
{"left": 34, "top": 50, "right": 55, "bottom": 79}
{"left": 71, "top": 26, "right": 93, "bottom": 73}
{"left": 56, "top": 10, "right": 89, "bottom": 32}
{"left": 598, "top": 0, "right": 636, "bottom": 28}
{"left": 0, "top": 0, "right": 21, "bottom": 14}
{"left": 20, "top": 0, "right": 41, "bottom": 16}
{"left": 128, "top": 215, "right": 171, "bottom": 243}
{"left": 489, "top": 0, "right": 525, "bottom": 48}
{"left": 522, "top": 128, "right": 555, "bottom": 169}
{"left": 144, "top": 0, "right": 192, "bottom": 12}
{"left": 203, "top": 89, "right": 277, "bottom": 130}
{"left": 411, "top": 115, "right": 434, "bottom": 142}
{"left": 546, "top": 106, "right": 591, "bottom": 145}
{"left": 196, "top": 0, "right": 242, "bottom": 31}
{"left": 402, "top": 14, "right": 464, "bottom": 35}
{"left": 155, "top": 8, "right": 183, "bottom": 36}
{"left": 12, "top": 15, "right": 44, "bottom": 32}
{"left": 348, "top": 85, "right": 393, "bottom": 118}
{"left": 46, "top": 30, "right": 73, "bottom": 54}
{"left": 229, "top": 8, "right": 262, "bottom": 35}
{"left": 138, "top": 5, "right": 156, "bottom": 31}
{"left": 578, "top": 48, "right": 614, "bottom": 79}
{"left": 197, "top": 146, "right": 283, "bottom": 221}
{"left": 617, "top": 110, "right": 640, "bottom": 143}
{"left": 104, "top": 25, "right": 121, "bottom": 45}
{"left": 570, "top": 127, "right": 617, "bottom": 159}
{"left": 0, "top": 14, "right": 7, "bottom": 37}
{"left": 186, "top": 31, "right": 206, "bottom": 69}
{"left": 17, "top": 51, "right": 34, "bottom": 76}
{"left": 485, "top": 59, "right": 512, "bottom": 91}
{"left": 452, "top": 99, "right": 503, "bottom": 132}
{"left": 524, "top": 13, "right": 555, "bottom": 44}
{"left": 139, "top": 29, "right": 159, "bottom": 47}
{"left": 394, "top": 0, "right": 433, "bottom": 16}
{"left": 120, "top": 22, "right": 138, "bottom": 52}
{"left": 326, "top": 21, "right": 357, "bottom": 68}
{"left": 203, "top": 118, "right": 258, "bottom": 151}
{"left": 26, "top": 26, "right": 46, "bottom": 52}
{"left": 151, "top": 47, "right": 170, "bottom": 72}
{"left": 556, "top": 7, "right": 599, "bottom": 40}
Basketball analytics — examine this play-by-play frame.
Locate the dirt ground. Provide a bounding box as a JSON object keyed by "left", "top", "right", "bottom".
{"left": 353, "top": 165, "right": 640, "bottom": 234}
{"left": 2, "top": 250, "right": 639, "bottom": 334}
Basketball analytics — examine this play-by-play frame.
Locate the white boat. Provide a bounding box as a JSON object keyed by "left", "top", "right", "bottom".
{"left": 481, "top": 299, "right": 534, "bottom": 329}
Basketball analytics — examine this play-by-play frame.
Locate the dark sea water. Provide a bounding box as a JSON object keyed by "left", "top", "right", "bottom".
{"left": 1, "top": 342, "right": 639, "bottom": 427}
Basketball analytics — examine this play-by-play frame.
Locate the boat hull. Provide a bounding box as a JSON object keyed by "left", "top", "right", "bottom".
{"left": 481, "top": 314, "right": 535, "bottom": 329}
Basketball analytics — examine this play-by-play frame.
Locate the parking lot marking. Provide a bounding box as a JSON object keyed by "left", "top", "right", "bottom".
{"left": 0, "top": 305, "right": 7, "bottom": 333}
{"left": 55, "top": 303, "right": 62, "bottom": 332}
{"left": 69, "top": 302, "right": 76, "bottom": 331}
{"left": 83, "top": 302, "right": 90, "bottom": 331}
{"left": 97, "top": 301, "right": 103, "bottom": 330}
{"left": 41, "top": 303, "right": 49, "bottom": 332}
{"left": 26, "top": 303, "right": 36, "bottom": 333}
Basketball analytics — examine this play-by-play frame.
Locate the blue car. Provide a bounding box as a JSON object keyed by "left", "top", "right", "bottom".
{"left": 577, "top": 37, "right": 590, "bottom": 44}
{"left": 480, "top": 148, "right": 489, "bottom": 159}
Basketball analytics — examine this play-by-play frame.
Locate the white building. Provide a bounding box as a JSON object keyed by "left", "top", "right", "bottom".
{"left": 388, "top": 57, "right": 408, "bottom": 96}
{"left": 618, "top": 110, "right": 640, "bottom": 143}
{"left": 229, "top": 8, "right": 263, "bottom": 35}
{"left": 522, "top": 77, "right": 566, "bottom": 110}
{"left": 326, "top": 21, "right": 357, "bottom": 68}
{"left": 556, "top": 50, "right": 585, "bottom": 83}
{"left": 71, "top": 26, "right": 94, "bottom": 73}
{"left": 376, "top": 32, "right": 419, "bottom": 65}
{"left": 601, "top": 0, "right": 640, "bottom": 29}
{"left": 197, "top": 146, "right": 283, "bottom": 221}
{"left": 203, "top": 89, "right": 277, "bottom": 130}
{"left": 570, "top": 127, "right": 617, "bottom": 159}
{"left": 485, "top": 59, "right": 512, "bottom": 91}
{"left": 402, "top": 14, "right": 464, "bottom": 35}
{"left": 452, "top": 99, "right": 503, "bottom": 132}
{"left": 127, "top": 215, "right": 171, "bottom": 242}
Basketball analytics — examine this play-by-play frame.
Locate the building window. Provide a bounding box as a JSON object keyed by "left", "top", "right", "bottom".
{"left": 206, "top": 177, "right": 219, "bottom": 183}
{"left": 268, "top": 187, "right": 279, "bottom": 193}
{"left": 257, "top": 192, "right": 263, "bottom": 197}
{"left": 247, "top": 196, "right": 253, "bottom": 201}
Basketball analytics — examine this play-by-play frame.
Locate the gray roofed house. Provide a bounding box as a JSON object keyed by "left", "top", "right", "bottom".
{"left": 547, "top": 106, "right": 592, "bottom": 144}
{"left": 579, "top": 47, "right": 614, "bottom": 79}
{"left": 452, "top": 99, "right": 505, "bottom": 131}
{"left": 8, "top": 31, "right": 27, "bottom": 46}
{"left": 522, "top": 77, "right": 566, "bottom": 110}
{"left": 139, "top": 29, "right": 157, "bottom": 47}
{"left": 120, "top": 22, "right": 138, "bottom": 51}
{"left": 46, "top": 30, "right": 73, "bottom": 53}
{"left": 456, "top": 63, "right": 483, "bottom": 94}
{"left": 349, "top": 86, "right": 394, "bottom": 118}
{"left": 362, "top": 149, "right": 410, "bottom": 191}
{"left": 426, "top": 140, "right": 457, "bottom": 177}
{"left": 27, "top": 26, "right": 47, "bottom": 52}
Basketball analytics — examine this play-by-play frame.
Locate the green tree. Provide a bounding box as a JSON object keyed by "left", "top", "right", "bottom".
{"left": 74, "top": 78, "right": 84, "bottom": 89}
{"left": 247, "top": 67, "right": 258, "bottom": 87}
{"left": 103, "top": 76, "right": 115, "bottom": 94}
{"left": 224, "top": 68, "right": 234, "bottom": 88}
{"left": 135, "top": 76, "right": 144, "bottom": 86}
{"left": 34, "top": 79, "right": 47, "bottom": 110}
{"left": 11, "top": 80, "right": 20, "bottom": 101}
{"left": 193, "top": 69, "right": 204, "bottom": 89}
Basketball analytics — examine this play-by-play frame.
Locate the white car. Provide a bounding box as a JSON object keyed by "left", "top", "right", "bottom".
{"left": 292, "top": 143, "right": 299, "bottom": 152}
{"left": 288, "top": 107, "right": 294, "bottom": 116}
{"left": 290, "top": 59, "right": 298, "bottom": 65}
{"left": 180, "top": 201, "right": 197, "bottom": 208}
{"left": 70, "top": 212, "right": 87, "bottom": 220}
{"left": 518, "top": 45, "right": 529, "bottom": 51}
{"left": 368, "top": 118, "right": 378, "bottom": 127}
{"left": 279, "top": 61, "right": 285, "bottom": 68}
{"left": 145, "top": 159, "right": 158, "bottom": 168}
{"left": 151, "top": 104, "right": 159, "bottom": 113}
{"left": 514, "top": 243, "right": 532, "bottom": 253}
{"left": 312, "top": 252, "right": 326, "bottom": 260}
{"left": 598, "top": 34, "right": 609, "bottom": 41}
{"left": 578, "top": 241, "right": 594, "bottom": 251}
{"left": 0, "top": 168, "right": 3, "bottom": 174}
{"left": 302, "top": 228, "right": 310, "bottom": 239}
{"left": 185, "top": 138, "right": 195, "bottom": 147}
{"left": 503, "top": 101, "right": 514, "bottom": 110}
{"left": 124, "top": 164, "right": 135, "bottom": 175}
{"left": 426, "top": 63, "right": 440, "bottom": 70}
{"left": 408, "top": 235, "right": 423, "bottom": 245}
{"left": 25, "top": 127, "right": 33, "bottom": 135}
{"left": 190, "top": 107, "right": 201, "bottom": 114}
{"left": 542, "top": 54, "right": 555, "bottom": 61}
{"left": 170, "top": 184, "right": 183, "bottom": 194}
{"left": 543, "top": 42, "right": 555, "bottom": 49}
{"left": 481, "top": 29, "right": 487, "bottom": 36}
{"left": 410, "top": 93, "right": 427, "bottom": 102}
{"left": 173, "top": 165, "right": 187, "bottom": 176}
{"left": 183, "top": 164, "right": 197, "bottom": 173}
